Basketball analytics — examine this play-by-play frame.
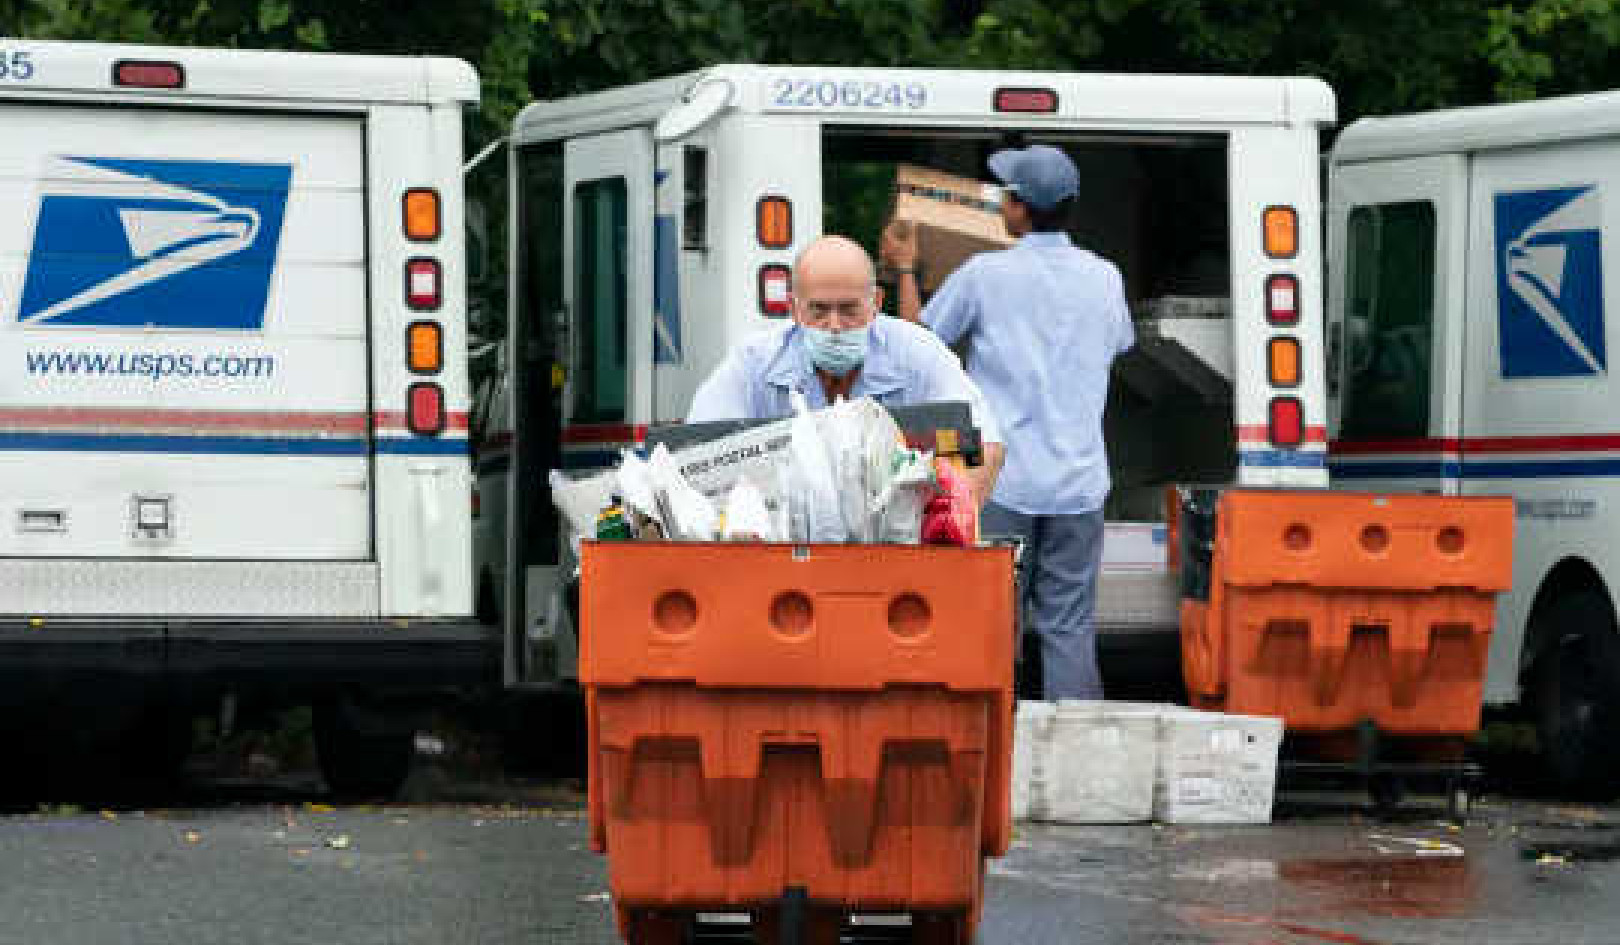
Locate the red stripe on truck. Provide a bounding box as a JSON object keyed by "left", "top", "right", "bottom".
{"left": 0, "top": 406, "right": 369, "bottom": 432}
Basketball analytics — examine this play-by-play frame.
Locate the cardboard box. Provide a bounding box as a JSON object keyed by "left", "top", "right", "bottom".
{"left": 891, "top": 164, "right": 1014, "bottom": 294}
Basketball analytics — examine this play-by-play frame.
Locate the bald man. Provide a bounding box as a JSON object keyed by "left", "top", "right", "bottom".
{"left": 687, "top": 235, "right": 1005, "bottom": 502}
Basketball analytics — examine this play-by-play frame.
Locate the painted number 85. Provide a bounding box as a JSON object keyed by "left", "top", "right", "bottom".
{"left": 0, "top": 51, "right": 36, "bottom": 81}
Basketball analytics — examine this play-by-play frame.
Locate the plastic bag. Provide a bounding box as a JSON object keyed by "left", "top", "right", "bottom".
{"left": 615, "top": 450, "right": 664, "bottom": 534}
{"left": 785, "top": 392, "right": 846, "bottom": 542}
{"left": 921, "top": 458, "right": 977, "bottom": 547}
{"left": 647, "top": 444, "right": 719, "bottom": 541}
{"left": 814, "top": 398, "right": 869, "bottom": 541}
{"left": 721, "top": 477, "right": 778, "bottom": 541}
{"left": 549, "top": 469, "right": 615, "bottom": 540}
{"left": 871, "top": 447, "right": 936, "bottom": 544}
{"left": 811, "top": 396, "right": 911, "bottom": 542}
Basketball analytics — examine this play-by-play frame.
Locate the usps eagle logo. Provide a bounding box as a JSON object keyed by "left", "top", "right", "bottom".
{"left": 16, "top": 157, "right": 291, "bottom": 330}
{"left": 1494, "top": 185, "right": 1607, "bottom": 378}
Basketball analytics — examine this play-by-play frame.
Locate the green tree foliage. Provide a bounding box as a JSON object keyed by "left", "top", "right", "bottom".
{"left": 10, "top": 0, "right": 1620, "bottom": 140}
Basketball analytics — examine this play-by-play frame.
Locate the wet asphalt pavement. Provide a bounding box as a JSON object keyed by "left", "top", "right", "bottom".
{"left": 991, "top": 796, "right": 1620, "bottom": 945}
{"left": 7, "top": 761, "right": 1620, "bottom": 945}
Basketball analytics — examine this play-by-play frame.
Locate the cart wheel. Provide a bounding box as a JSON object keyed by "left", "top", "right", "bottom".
{"left": 1368, "top": 773, "right": 1405, "bottom": 816}
{"left": 620, "top": 909, "right": 691, "bottom": 945}
{"left": 910, "top": 911, "right": 972, "bottom": 945}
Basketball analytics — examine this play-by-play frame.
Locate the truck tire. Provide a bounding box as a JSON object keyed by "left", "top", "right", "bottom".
{"left": 116, "top": 707, "right": 193, "bottom": 797}
{"left": 314, "top": 699, "right": 414, "bottom": 800}
{"left": 498, "top": 691, "right": 586, "bottom": 778}
{"left": 1533, "top": 590, "right": 1620, "bottom": 798}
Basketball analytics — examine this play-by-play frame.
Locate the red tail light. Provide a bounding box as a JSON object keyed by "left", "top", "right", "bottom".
{"left": 1269, "top": 397, "right": 1303, "bottom": 448}
{"left": 994, "top": 88, "right": 1059, "bottom": 113}
{"left": 114, "top": 61, "right": 185, "bottom": 89}
{"left": 408, "top": 383, "right": 445, "bottom": 437}
{"left": 1266, "top": 274, "right": 1299, "bottom": 325}
{"left": 406, "top": 259, "right": 442, "bottom": 311}
{"left": 758, "top": 264, "right": 792, "bottom": 317}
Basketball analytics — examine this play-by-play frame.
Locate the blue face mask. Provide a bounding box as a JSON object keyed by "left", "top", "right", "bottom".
{"left": 802, "top": 324, "right": 870, "bottom": 376}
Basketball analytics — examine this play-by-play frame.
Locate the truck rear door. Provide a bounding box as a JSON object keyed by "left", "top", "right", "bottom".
{"left": 0, "top": 104, "right": 370, "bottom": 559}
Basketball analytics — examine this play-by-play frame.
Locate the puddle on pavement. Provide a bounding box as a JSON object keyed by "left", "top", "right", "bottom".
{"left": 1280, "top": 856, "right": 1476, "bottom": 918}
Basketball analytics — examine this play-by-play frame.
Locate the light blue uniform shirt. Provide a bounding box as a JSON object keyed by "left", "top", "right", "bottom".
{"left": 923, "top": 232, "right": 1133, "bottom": 515}
{"left": 687, "top": 315, "right": 1001, "bottom": 444}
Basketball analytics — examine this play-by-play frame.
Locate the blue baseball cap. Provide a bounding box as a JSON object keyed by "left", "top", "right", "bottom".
{"left": 987, "top": 145, "right": 1079, "bottom": 211}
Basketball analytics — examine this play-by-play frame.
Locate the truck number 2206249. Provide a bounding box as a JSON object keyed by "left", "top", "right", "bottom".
{"left": 772, "top": 77, "right": 926, "bottom": 110}
{"left": 0, "top": 51, "right": 36, "bottom": 81}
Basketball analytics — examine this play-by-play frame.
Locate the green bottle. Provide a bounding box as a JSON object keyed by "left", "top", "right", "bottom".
{"left": 595, "top": 501, "right": 633, "bottom": 541}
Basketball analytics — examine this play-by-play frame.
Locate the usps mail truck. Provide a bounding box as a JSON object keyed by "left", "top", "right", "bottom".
{"left": 1329, "top": 90, "right": 1620, "bottom": 793}
{"left": 0, "top": 40, "right": 489, "bottom": 795}
{"left": 497, "top": 66, "right": 1336, "bottom": 692}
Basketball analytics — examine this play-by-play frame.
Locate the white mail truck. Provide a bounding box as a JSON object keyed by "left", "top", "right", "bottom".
{"left": 0, "top": 40, "right": 489, "bottom": 795}
{"left": 1329, "top": 90, "right": 1620, "bottom": 793}
{"left": 495, "top": 65, "right": 1336, "bottom": 693}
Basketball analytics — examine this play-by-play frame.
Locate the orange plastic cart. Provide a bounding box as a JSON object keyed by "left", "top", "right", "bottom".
{"left": 580, "top": 542, "right": 1014, "bottom": 945}
{"left": 1180, "top": 489, "right": 1514, "bottom": 815}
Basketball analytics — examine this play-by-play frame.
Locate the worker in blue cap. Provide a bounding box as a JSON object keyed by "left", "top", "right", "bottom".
{"left": 882, "top": 144, "right": 1135, "bottom": 701}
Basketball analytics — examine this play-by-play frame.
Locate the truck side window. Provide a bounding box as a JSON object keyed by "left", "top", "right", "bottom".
{"left": 573, "top": 177, "right": 629, "bottom": 423}
{"left": 683, "top": 147, "right": 708, "bottom": 251}
{"left": 1340, "top": 201, "right": 1436, "bottom": 440}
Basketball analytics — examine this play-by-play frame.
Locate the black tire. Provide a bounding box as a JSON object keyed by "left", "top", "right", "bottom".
{"left": 314, "top": 699, "right": 414, "bottom": 800}
{"left": 116, "top": 707, "right": 194, "bottom": 797}
{"left": 498, "top": 691, "right": 586, "bottom": 778}
{"left": 1532, "top": 590, "right": 1620, "bottom": 798}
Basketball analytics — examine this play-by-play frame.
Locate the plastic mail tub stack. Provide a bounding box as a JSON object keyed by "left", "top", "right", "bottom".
{"left": 580, "top": 542, "right": 1014, "bottom": 945}
{"left": 1152, "top": 706, "right": 1283, "bottom": 824}
{"left": 1179, "top": 490, "right": 1513, "bottom": 810}
{"left": 1012, "top": 701, "right": 1157, "bottom": 823}
{"left": 1013, "top": 700, "right": 1283, "bottom": 825}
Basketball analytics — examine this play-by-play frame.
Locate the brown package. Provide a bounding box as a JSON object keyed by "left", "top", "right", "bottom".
{"left": 890, "top": 164, "right": 1015, "bottom": 294}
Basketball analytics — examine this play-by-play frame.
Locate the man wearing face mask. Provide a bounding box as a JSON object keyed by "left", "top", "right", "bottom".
{"left": 881, "top": 145, "right": 1134, "bottom": 701}
{"left": 687, "top": 234, "right": 1005, "bottom": 504}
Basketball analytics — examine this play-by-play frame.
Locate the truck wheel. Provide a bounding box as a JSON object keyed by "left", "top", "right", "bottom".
{"left": 1533, "top": 590, "right": 1620, "bottom": 798}
{"left": 498, "top": 691, "right": 586, "bottom": 778}
{"left": 118, "top": 708, "right": 193, "bottom": 796}
{"left": 314, "top": 699, "right": 414, "bottom": 800}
